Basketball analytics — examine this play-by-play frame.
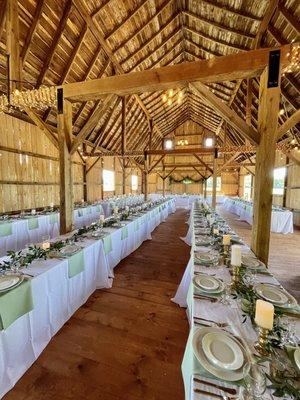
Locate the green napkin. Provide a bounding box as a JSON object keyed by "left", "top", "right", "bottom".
{"left": 28, "top": 217, "right": 39, "bottom": 230}
{"left": 134, "top": 220, "right": 139, "bottom": 232}
{"left": 49, "top": 214, "right": 59, "bottom": 224}
{"left": 68, "top": 251, "right": 85, "bottom": 278}
{"left": 0, "top": 222, "right": 13, "bottom": 237}
{"left": 103, "top": 235, "right": 112, "bottom": 255}
{"left": 0, "top": 279, "right": 34, "bottom": 330}
{"left": 121, "top": 226, "right": 128, "bottom": 240}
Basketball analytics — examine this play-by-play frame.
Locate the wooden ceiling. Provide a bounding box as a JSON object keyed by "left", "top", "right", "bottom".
{"left": 0, "top": 0, "right": 299, "bottom": 161}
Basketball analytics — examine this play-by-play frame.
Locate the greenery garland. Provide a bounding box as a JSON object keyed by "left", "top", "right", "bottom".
{"left": 169, "top": 175, "right": 202, "bottom": 184}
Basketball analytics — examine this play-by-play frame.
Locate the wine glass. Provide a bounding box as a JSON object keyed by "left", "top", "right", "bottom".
{"left": 220, "top": 283, "right": 232, "bottom": 305}
{"left": 243, "top": 362, "right": 267, "bottom": 399}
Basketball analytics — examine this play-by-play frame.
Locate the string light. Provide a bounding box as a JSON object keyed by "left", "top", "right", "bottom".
{"left": 283, "top": 43, "right": 300, "bottom": 74}
{"left": 177, "top": 139, "right": 188, "bottom": 146}
{"left": 161, "top": 89, "right": 183, "bottom": 106}
{"left": 278, "top": 109, "right": 285, "bottom": 116}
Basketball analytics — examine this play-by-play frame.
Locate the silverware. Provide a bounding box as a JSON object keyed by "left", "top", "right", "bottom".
{"left": 193, "top": 294, "right": 218, "bottom": 303}
{"left": 194, "top": 377, "right": 237, "bottom": 395}
{"left": 194, "top": 388, "right": 235, "bottom": 399}
{"left": 194, "top": 316, "right": 228, "bottom": 327}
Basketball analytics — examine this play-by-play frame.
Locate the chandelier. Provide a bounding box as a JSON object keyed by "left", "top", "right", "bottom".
{"left": 0, "top": 86, "right": 57, "bottom": 114}
{"left": 177, "top": 139, "right": 188, "bottom": 146}
{"left": 162, "top": 89, "right": 183, "bottom": 106}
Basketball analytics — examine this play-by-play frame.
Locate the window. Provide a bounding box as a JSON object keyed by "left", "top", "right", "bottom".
{"left": 131, "top": 175, "right": 138, "bottom": 191}
{"left": 244, "top": 174, "right": 252, "bottom": 200}
{"left": 273, "top": 167, "right": 286, "bottom": 195}
{"left": 102, "top": 169, "right": 115, "bottom": 192}
{"left": 206, "top": 177, "right": 221, "bottom": 192}
{"left": 164, "top": 139, "right": 173, "bottom": 150}
{"left": 204, "top": 137, "right": 214, "bottom": 147}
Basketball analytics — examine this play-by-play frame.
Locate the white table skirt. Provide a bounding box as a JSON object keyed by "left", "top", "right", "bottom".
{"left": 222, "top": 197, "right": 294, "bottom": 234}
{"left": 0, "top": 199, "right": 175, "bottom": 399}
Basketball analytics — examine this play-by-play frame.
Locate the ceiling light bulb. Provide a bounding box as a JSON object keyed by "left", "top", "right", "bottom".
{"left": 162, "top": 94, "right": 167, "bottom": 102}
{"left": 167, "top": 98, "right": 172, "bottom": 106}
{"left": 291, "top": 138, "right": 296, "bottom": 144}
{"left": 279, "top": 109, "right": 285, "bottom": 116}
{"left": 168, "top": 89, "right": 173, "bottom": 97}
{"left": 178, "top": 91, "right": 183, "bottom": 98}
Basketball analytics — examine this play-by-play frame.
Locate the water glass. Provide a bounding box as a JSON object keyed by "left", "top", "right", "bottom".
{"left": 243, "top": 362, "right": 266, "bottom": 399}
{"left": 220, "top": 283, "right": 232, "bottom": 305}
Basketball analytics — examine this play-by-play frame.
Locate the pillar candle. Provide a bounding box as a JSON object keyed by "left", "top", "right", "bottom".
{"left": 222, "top": 234, "right": 231, "bottom": 245}
{"left": 99, "top": 215, "right": 105, "bottom": 223}
{"left": 231, "top": 244, "right": 241, "bottom": 266}
{"left": 31, "top": 209, "right": 36, "bottom": 215}
{"left": 213, "top": 228, "right": 219, "bottom": 235}
{"left": 42, "top": 241, "right": 50, "bottom": 250}
{"left": 50, "top": 202, "right": 54, "bottom": 208}
{"left": 255, "top": 299, "right": 274, "bottom": 330}
{"left": 113, "top": 207, "right": 118, "bottom": 214}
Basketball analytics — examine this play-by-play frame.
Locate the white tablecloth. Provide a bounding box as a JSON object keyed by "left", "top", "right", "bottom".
{"left": 149, "top": 194, "right": 202, "bottom": 210}
{"left": 0, "top": 199, "right": 176, "bottom": 398}
{"left": 223, "top": 197, "right": 294, "bottom": 234}
{"left": 0, "top": 195, "right": 147, "bottom": 258}
{"left": 173, "top": 202, "right": 299, "bottom": 400}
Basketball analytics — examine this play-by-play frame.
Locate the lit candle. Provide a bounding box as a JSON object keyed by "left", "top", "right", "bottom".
{"left": 222, "top": 234, "right": 231, "bottom": 245}
{"left": 213, "top": 228, "right": 219, "bottom": 235}
{"left": 50, "top": 202, "right": 54, "bottom": 208}
{"left": 31, "top": 209, "right": 36, "bottom": 215}
{"left": 99, "top": 214, "right": 105, "bottom": 223}
{"left": 81, "top": 199, "right": 84, "bottom": 204}
{"left": 231, "top": 244, "right": 241, "bottom": 266}
{"left": 255, "top": 299, "right": 274, "bottom": 330}
{"left": 42, "top": 241, "right": 50, "bottom": 250}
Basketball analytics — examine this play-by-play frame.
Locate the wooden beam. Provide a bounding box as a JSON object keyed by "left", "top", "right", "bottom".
{"left": 192, "top": 166, "right": 205, "bottom": 179}
{"left": 24, "top": 107, "right": 58, "bottom": 149}
{"left": 253, "top": 0, "right": 278, "bottom": 48}
{"left": 121, "top": 96, "right": 127, "bottom": 194}
{"left": 20, "top": 0, "right": 44, "bottom": 64}
{"left": 212, "top": 150, "right": 218, "bottom": 209}
{"left": 193, "top": 154, "right": 213, "bottom": 174}
{"left": 70, "top": 95, "right": 115, "bottom": 155}
{"left": 0, "top": 0, "right": 7, "bottom": 41}
{"left": 6, "top": 0, "right": 21, "bottom": 91}
{"left": 62, "top": 44, "right": 292, "bottom": 101}
{"left": 251, "top": 64, "right": 281, "bottom": 265}
{"left": 191, "top": 82, "right": 260, "bottom": 145}
{"left": 216, "top": 151, "right": 240, "bottom": 174}
{"left": 149, "top": 155, "right": 165, "bottom": 173}
{"left": 278, "top": 4, "right": 300, "bottom": 35}
{"left": 36, "top": 0, "right": 72, "bottom": 87}
{"left": 57, "top": 90, "right": 74, "bottom": 234}
{"left": 276, "top": 110, "right": 300, "bottom": 141}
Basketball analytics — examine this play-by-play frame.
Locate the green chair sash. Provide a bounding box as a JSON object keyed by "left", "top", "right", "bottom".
{"left": 0, "top": 279, "right": 34, "bottom": 330}
{"left": 68, "top": 251, "right": 85, "bottom": 278}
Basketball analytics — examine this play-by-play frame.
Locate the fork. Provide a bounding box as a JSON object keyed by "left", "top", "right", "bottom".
{"left": 194, "top": 316, "right": 228, "bottom": 327}
{"left": 194, "top": 377, "right": 237, "bottom": 395}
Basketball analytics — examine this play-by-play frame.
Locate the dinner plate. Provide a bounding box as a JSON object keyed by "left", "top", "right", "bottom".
{"left": 195, "top": 236, "right": 213, "bottom": 246}
{"left": 193, "top": 327, "right": 248, "bottom": 381}
{"left": 194, "top": 275, "right": 220, "bottom": 291}
{"left": 60, "top": 244, "right": 81, "bottom": 256}
{"left": 242, "top": 256, "right": 261, "bottom": 269}
{"left": 202, "top": 332, "right": 244, "bottom": 371}
{"left": 294, "top": 347, "right": 300, "bottom": 371}
{"left": 193, "top": 276, "right": 225, "bottom": 294}
{"left": 195, "top": 253, "right": 217, "bottom": 264}
{"left": 254, "top": 283, "right": 296, "bottom": 307}
{"left": 0, "top": 274, "right": 24, "bottom": 292}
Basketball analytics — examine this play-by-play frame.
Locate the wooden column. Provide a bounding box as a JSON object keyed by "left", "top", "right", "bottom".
{"left": 121, "top": 96, "right": 127, "bottom": 194}
{"left": 162, "top": 161, "right": 166, "bottom": 196}
{"left": 6, "top": 0, "right": 21, "bottom": 92}
{"left": 204, "top": 175, "right": 207, "bottom": 199}
{"left": 212, "top": 150, "right": 218, "bottom": 209}
{"left": 100, "top": 158, "right": 104, "bottom": 200}
{"left": 282, "top": 155, "right": 289, "bottom": 207}
{"left": 82, "top": 143, "right": 87, "bottom": 202}
{"left": 57, "top": 88, "right": 74, "bottom": 234}
{"left": 251, "top": 57, "right": 281, "bottom": 265}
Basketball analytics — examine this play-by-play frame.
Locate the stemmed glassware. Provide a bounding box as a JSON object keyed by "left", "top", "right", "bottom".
{"left": 243, "top": 362, "right": 267, "bottom": 399}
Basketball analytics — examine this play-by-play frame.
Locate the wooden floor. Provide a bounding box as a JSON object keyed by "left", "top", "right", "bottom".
{"left": 219, "top": 206, "right": 300, "bottom": 301}
{"left": 5, "top": 210, "right": 190, "bottom": 400}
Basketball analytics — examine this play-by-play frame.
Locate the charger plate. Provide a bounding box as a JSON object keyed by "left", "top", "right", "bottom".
{"left": 193, "top": 327, "right": 248, "bottom": 381}
{"left": 255, "top": 283, "right": 298, "bottom": 308}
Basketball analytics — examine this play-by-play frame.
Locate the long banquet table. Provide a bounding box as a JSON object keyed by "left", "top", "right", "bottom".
{"left": 173, "top": 202, "right": 300, "bottom": 399}
{"left": 149, "top": 194, "right": 202, "bottom": 209}
{"left": 0, "top": 199, "right": 176, "bottom": 398}
{"left": 0, "top": 195, "right": 145, "bottom": 257}
{"left": 223, "top": 197, "right": 294, "bottom": 234}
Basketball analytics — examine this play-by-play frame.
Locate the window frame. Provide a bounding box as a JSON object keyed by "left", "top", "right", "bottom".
{"left": 102, "top": 169, "right": 115, "bottom": 192}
